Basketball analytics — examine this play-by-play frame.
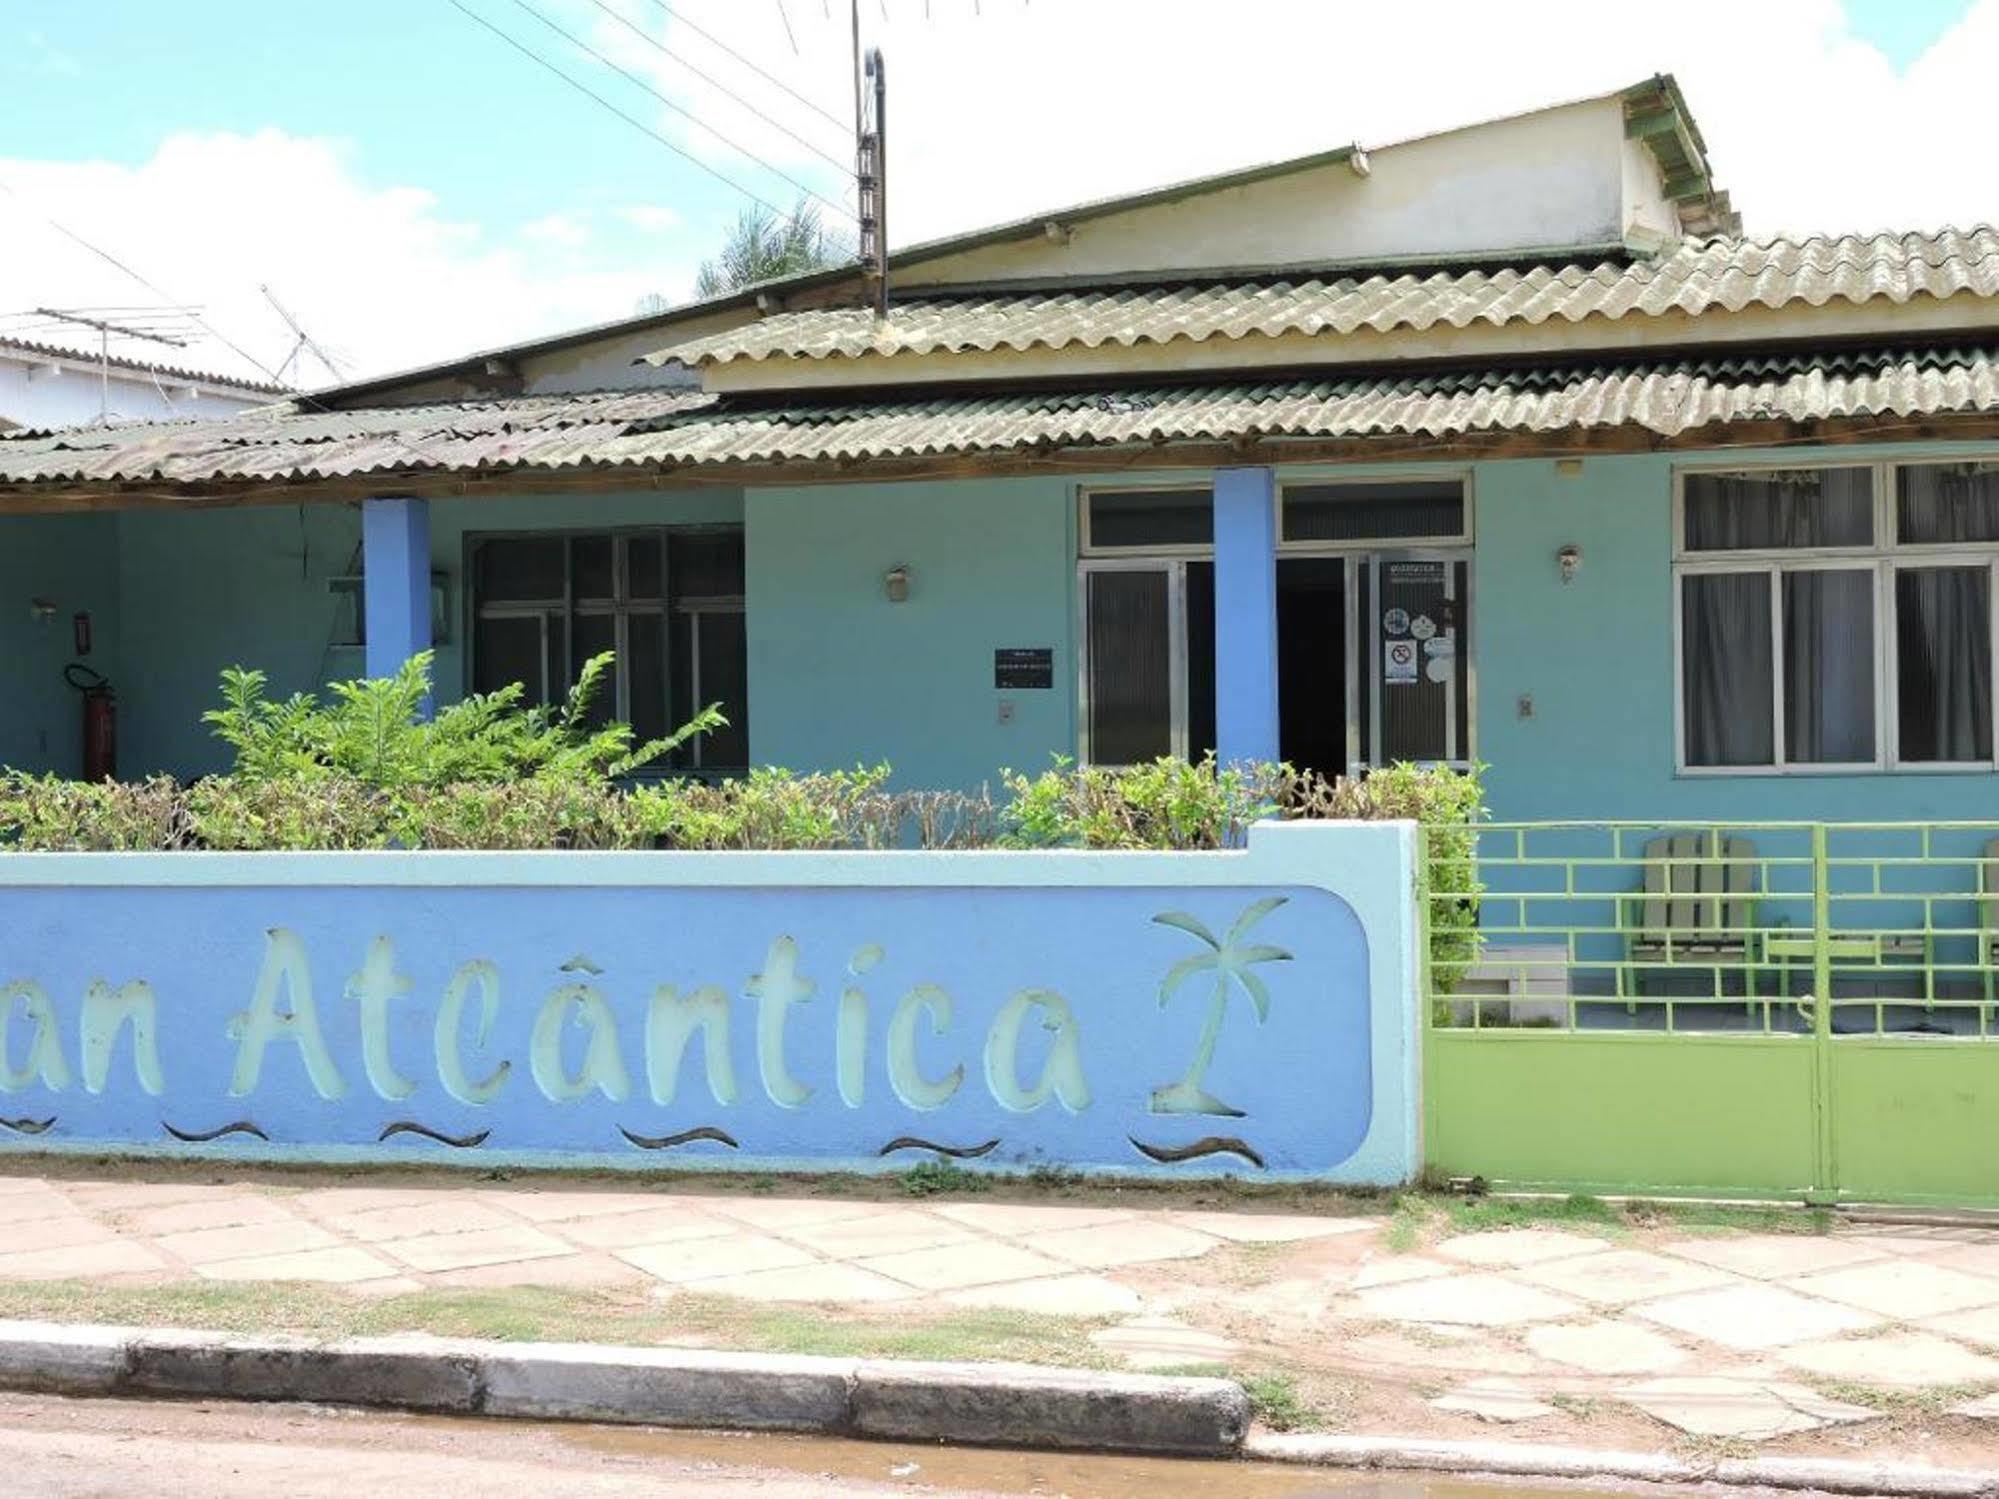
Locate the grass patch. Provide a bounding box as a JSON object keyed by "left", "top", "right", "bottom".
{"left": 897, "top": 1161, "right": 994, "bottom": 1198}
{"left": 1440, "top": 1192, "right": 1623, "bottom": 1236}
{"left": 1805, "top": 1377, "right": 1991, "bottom": 1416}
{"left": 1240, "top": 1371, "right": 1313, "bottom": 1432}
{"left": 0, "top": 1280, "right": 1106, "bottom": 1368}
{"left": 1383, "top": 1198, "right": 1426, "bottom": 1252}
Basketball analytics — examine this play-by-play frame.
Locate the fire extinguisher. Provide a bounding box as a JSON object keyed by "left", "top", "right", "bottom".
{"left": 66, "top": 664, "right": 116, "bottom": 783}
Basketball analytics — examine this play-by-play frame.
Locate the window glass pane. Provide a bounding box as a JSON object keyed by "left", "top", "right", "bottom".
{"left": 1682, "top": 572, "right": 1774, "bottom": 766}
{"left": 1086, "top": 570, "right": 1172, "bottom": 764}
{"left": 569, "top": 612, "right": 616, "bottom": 728}
{"left": 1684, "top": 469, "right": 1873, "bottom": 551}
{"left": 699, "top": 612, "right": 749, "bottom": 767}
{"left": 1897, "top": 566, "right": 1993, "bottom": 762}
{"left": 1782, "top": 570, "right": 1875, "bottom": 763}
{"left": 572, "top": 536, "right": 614, "bottom": 601}
{"left": 627, "top": 612, "right": 667, "bottom": 744}
{"left": 1376, "top": 560, "right": 1453, "bottom": 763}
{"left": 1088, "top": 489, "right": 1213, "bottom": 549}
{"left": 1284, "top": 480, "right": 1465, "bottom": 542}
{"left": 1898, "top": 465, "right": 1999, "bottom": 545}
{"left": 474, "top": 615, "right": 548, "bottom": 701}
{"left": 474, "top": 538, "right": 565, "bottom": 602}
{"left": 627, "top": 535, "right": 665, "bottom": 599}
{"left": 670, "top": 531, "right": 746, "bottom": 599}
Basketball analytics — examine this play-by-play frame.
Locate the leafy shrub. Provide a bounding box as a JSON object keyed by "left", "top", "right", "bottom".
{"left": 206, "top": 650, "right": 722, "bottom": 788}
{"left": 0, "top": 774, "right": 185, "bottom": 851}
{"left": 999, "top": 755, "right": 1288, "bottom": 850}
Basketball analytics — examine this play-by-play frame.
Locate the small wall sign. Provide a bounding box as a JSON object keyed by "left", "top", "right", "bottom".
{"left": 994, "top": 648, "right": 1054, "bottom": 690}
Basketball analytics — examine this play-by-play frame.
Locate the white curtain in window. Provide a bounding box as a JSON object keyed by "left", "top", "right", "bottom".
{"left": 1899, "top": 465, "right": 1999, "bottom": 545}
{"left": 1897, "top": 567, "right": 1993, "bottom": 762}
{"left": 1783, "top": 570, "right": 1875, "bottom": 763}
{"left": 1683, "top": 572, "right": 1773, "bottom": 766}
{"left": 1685, "top": 469, "right": 1873, "bottom": 551}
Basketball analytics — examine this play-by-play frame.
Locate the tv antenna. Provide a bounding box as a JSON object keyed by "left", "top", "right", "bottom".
{"left": 30, "top": 306, "right": 191, "bottom": 424}
{"left": 851, "top": 3, "right": 887, "bottom": 318}
{"left": 261, "top": 284, "right": 345, "bottom": 386}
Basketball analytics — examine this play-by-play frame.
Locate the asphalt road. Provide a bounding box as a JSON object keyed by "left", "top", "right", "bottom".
{"left": 0, "top": 1392, "right": 1610, "bottom": 1498}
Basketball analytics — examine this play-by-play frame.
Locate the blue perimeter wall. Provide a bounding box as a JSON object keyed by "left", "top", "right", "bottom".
{"left": 6, "top": 440, "right": 1999, "bottom": 821}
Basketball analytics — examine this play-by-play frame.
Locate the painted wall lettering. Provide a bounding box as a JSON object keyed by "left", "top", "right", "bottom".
{"left": 0, "top": 832, "right": 1401, "bottom": 1177}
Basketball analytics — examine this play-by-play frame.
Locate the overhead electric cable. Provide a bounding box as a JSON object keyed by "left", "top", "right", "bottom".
{"left": 581, "top": 0, "right": 851, "bottom": 173}
{"left": 441, "top": 0, "right": 798, "bottom": 221}
{"left": 485, "top": 0, "right": 856, "bottom": 223}
{"left": 634, "top": 0, "right": 844, "bottom": 128}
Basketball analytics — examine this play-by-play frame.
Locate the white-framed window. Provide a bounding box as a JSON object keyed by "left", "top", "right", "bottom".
{"left": 1075, "top": 474, "right": 1474, "bottom": 769}
{"left": 1673, "top": 461, "right": 1999, "bottom": 774}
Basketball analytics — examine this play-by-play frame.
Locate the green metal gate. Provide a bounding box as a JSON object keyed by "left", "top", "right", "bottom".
{"left": 1421, "top": 821, "right": 1999, "bottom": 1207}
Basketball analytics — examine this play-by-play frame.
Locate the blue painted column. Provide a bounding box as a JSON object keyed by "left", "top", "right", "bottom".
{"left": 1213, "top": 465, "right": 1280, "bottom": 766}
{"left": 362, "top": 496, "right": 432, "bottom": 684}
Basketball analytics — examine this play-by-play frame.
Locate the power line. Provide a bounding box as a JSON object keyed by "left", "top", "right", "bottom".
{"left": 631, "top": 0, "right": 836, "bottom": 126}
{"left": 582, "top": 0, "right": 851, "bottom": 174}
{"left": 488, "top": 0, "right": 857, "bottom": 225}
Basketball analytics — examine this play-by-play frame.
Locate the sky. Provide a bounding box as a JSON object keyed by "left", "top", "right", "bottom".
{"left": 0, "top": 0, "right": 1991, "bottom": 389}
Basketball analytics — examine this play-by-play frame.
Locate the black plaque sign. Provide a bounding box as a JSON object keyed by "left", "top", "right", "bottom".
{"left": 994, "top": 647, "right": 1054, "bottom": 689}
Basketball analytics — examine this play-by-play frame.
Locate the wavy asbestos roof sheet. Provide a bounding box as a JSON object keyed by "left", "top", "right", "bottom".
{"left": 2, "top": 347, "right": 1996, "bottom": 491}
{"left": 649, "top": 230, "right": 1999, "bottom": 368}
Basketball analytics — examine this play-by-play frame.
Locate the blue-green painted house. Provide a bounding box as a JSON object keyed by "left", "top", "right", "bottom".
{"left": 4, "top": 76, "right": 1998, "bottom": 827}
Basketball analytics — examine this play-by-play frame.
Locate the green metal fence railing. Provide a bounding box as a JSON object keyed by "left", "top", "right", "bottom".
{"left": 1422, "top": 821, "right": 1999, "bottom": 1037}
{"left": 1419, "top": 820, "right": 1999, "bottom": 1206}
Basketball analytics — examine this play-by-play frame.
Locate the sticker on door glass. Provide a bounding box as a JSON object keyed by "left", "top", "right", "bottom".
{"left": 1384, "top": 639, "right": 1419, "bottom": 684}
{"left": 1410, "top": 614, "right": 1437, "bottom": 641}
{"left": 1422, "top": 635, "right": 1454, "bottom": 658}
{"left": 1424, "top": 655, "right": 1454, "bottom": 683}
{"left": 1382, "top": 607, "right": 1411, "bottom": 637}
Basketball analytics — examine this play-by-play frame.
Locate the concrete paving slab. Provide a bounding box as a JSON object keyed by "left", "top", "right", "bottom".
{"left": 379, "top": 1226, "right": 576, "bottom": 1274}
{"left": 695, "top": 1261, "right": 915, "bottom": 1304}
{"left": 782, "top": 1208, "right": 978, "bottom": 1259}
{"left": 428, "top": 1253, "right": 652, "bottom": 1292}
{"left": 0, "top": 1214, "right": 117, "bottom": 1255}
{"left": 1775, "top": 1330, "right": 1999, "bottom": 1389}
{"left": 0, "top": 1241, "right": 166, "bottom": 1281}
{"left": 1033, "top": 1220, "right": 1222, "bottom": 1269}
{"left": 1630, "top": 1283, "right": 1880, "bottom": 1350}
{"left": 1430, "top": 1376, "right": 1557, "bottom": 1423}
{"left": 1164, "top": 1211, "right": 1376, "bottom": 1243}
{"left": 940, "top": 1274, "right": 1146, "bottom": 1318}
{"left": 1616, "top": 1375, "right": 1877, "bottom": 1439}
{"left": 1350, "top": 1255, "right": 1454, "bottom": 1288}
{"left": 1089, "top": 1317, "right": 1239, "bottom": 1371}
{"left": 152, "top": 1219, "right": 339, "bottom": 1267}
{"left": 1951, "top": 1391, "right": 1999, "bottom": 1419}
{"left": 1923, "top": 1304, "right": 1999, "bottom": 1351}
{"left": 327, "top": 1200, "right": 519, "bottom": 1245}
{"left": 931, "top": 1203, "right": 1134, "bottom": 1235}
{"left": 1657, "top": 1233, "right": 1889, "bottom": 1279}
{"left": 1512, "top": 1248, "right": 1739, "bottom": 1306}
{"left": 1355, "top": 1272, "right": 1582, "bottom": 1328}
{"left": 1524, "top": 1319, "right": 1691, "bottom": 1376}
{"left": 120, "top": 1195, "right": 300, "bottom": 1238}
{"left": 617, "top": 1233, "right": 818, "bottom": 1285}
{"left": 1432, "top": 1230, "right": 1610, "bottom": 1269}
{"left": 703, "top": 1197, "right": 881, "bottom": 1231}
{"left": 856, "top": 1241, "right": 1068, "bottom": 1291}
{"left": 476, "top": 1190, "right": 665, "bottom": 1224}
{"left": 1923, "top": 1240, "right": 1999, "bottom": 1282}
{"left": 1794, "top": 1260, "right": 1999, "bottom": 1320}
{"left": 196, "top": 1246, "right": 404, "bottom": 1284}
{"left": 555, "top": 1205, "right": 741, "bottom": 1250}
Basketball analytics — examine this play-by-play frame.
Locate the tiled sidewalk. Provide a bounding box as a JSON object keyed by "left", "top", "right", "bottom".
{"left": 8, "top": 1170, "right": 1999, "bottom": 1445}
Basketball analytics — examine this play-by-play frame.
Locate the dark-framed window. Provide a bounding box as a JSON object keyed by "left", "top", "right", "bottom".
{"left": 467, "top": 526, "right": 746, "bottom": 771}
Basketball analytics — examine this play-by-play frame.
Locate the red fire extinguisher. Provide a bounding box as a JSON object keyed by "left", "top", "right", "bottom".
{"left": 66, "top": 664, "right": 116, "bottom": 783}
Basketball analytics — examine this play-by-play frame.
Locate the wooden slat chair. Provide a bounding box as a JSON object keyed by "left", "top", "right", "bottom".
{"left": 1620, "top": 831, "right": 1761, "bottom": 1003}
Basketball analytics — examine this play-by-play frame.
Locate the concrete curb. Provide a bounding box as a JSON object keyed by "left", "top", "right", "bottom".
{"left": 1249, "top": 1434, "right": 1999, "bottom": 1497}
{"left": 0, "top": 1321, "right": 1248, "bottom": 1458}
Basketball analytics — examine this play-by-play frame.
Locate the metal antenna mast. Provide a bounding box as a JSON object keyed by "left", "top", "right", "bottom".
{"left": 852, "top": 0, "right": 888, "bottom": 318}
{"left": 260, "top": 284, "right": 345, "bottom": 386}
{"left": 31, "top": 306, "right": 190, "bottom": 424}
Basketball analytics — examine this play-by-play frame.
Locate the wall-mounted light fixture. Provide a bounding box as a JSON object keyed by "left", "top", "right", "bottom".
{"left": 883, "top": 564, "right": 912, "bottom": 604}
{"left": 27, "top": 597, "right": 56, "bottom": 623}
{"left": 1557, "top": 544, "right": 1582, "bottom": 584}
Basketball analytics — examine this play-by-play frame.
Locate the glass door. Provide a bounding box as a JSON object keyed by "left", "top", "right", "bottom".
{"left": 1357, "top": 553, "right": 1471, "bottom": 770}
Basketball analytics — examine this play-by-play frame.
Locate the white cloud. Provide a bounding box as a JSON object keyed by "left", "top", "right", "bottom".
{"left": 4, "top": 2, "right": 1996, "bottom": 386}
{"left": 617, "top": 203, "right": 683, "bottom": 232}
{"left": 521, "top": 211, "right": 592, "bottom": 248}
{"left": 0, "top": 129, "right": 695, "bottom": 388}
